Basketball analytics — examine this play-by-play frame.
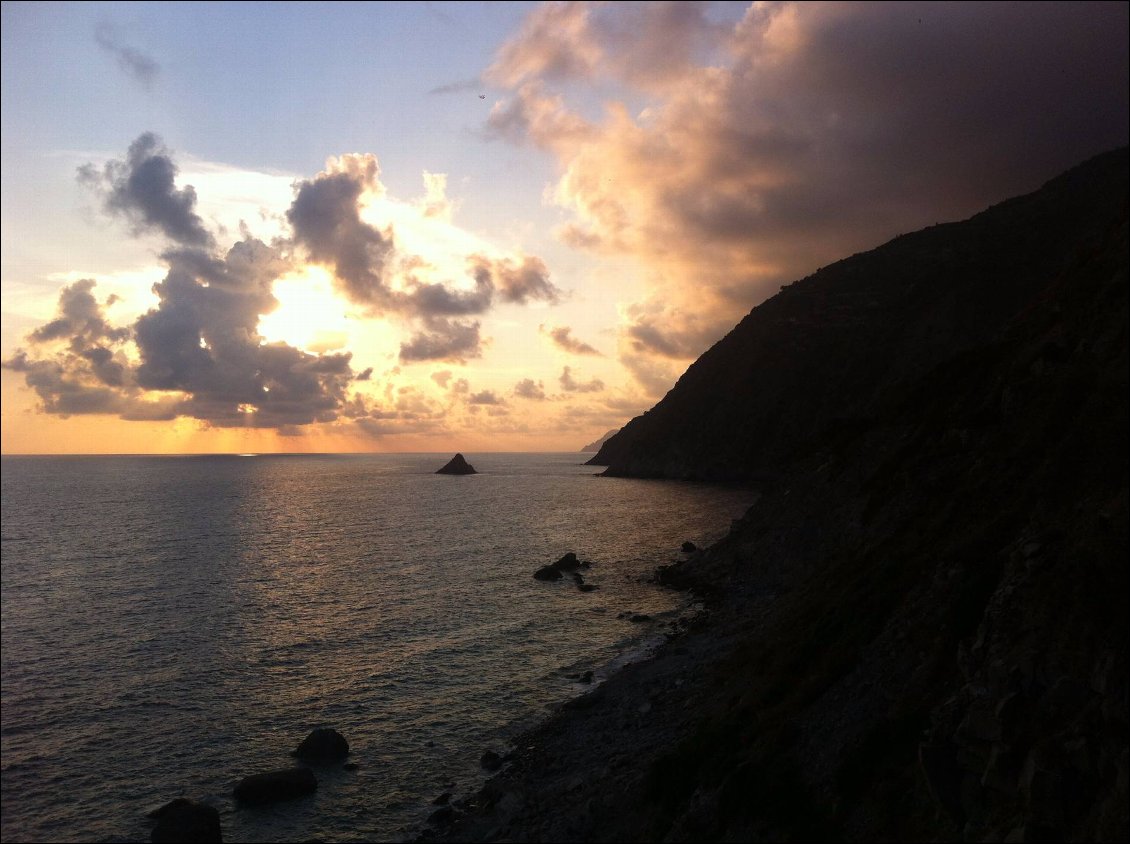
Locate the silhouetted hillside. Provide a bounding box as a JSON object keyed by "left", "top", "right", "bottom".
{"left": 433, "top": 148, "right": 1128, "bottom": 843}
{"left": 590, "top": 148, "right": 1129, "bottom": 482}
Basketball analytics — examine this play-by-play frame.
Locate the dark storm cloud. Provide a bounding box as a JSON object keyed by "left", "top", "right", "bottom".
{"left": 399, "top": 317, "right": 483, "bottom": 363}
{"left": 287, "top": 155, "right": 397, "bottom": 309}
{"left": 94, "top": 22, "right": 160, "bottom": 89}
{"left": 78, "top": 133, "right": 214, "bottom": 247}
{"left": 544, "top": 324, "right": 601, "bottom": 356}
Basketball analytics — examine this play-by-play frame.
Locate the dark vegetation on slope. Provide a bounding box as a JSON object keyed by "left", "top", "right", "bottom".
{"left": 589, "top": 148, "right": 1129, "bottom": 483}
{"left": 433, "top": 149, "right": 1128, "bottom": 842}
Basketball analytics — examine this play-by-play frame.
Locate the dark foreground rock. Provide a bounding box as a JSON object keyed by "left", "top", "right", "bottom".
{"left": 233, "top": 768, "right": 317, "bottom": 805}
{"left": 436, "top": 453, "right": 476, "bottom": 475}
{"left": 424, "top": 150, "right": 1129, "bottom": 844}
{"left": 533, "top": 565, "right": 563, "bottom": 581}
{"left": 480, "top": 750, "right": 503, "bottom": 771}
{"left": 148, "top": 798, "right": 222, "bottom": 843}
{"left": 292, "top": 727, "right": 349, "bottom": 762}
{"left": 552, "top": 552, "right": 580, "bottom": 571}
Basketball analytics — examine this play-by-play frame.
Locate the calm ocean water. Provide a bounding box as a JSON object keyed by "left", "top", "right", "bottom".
{"left": 0, "top": 453, "right": 755, "bottom": 843}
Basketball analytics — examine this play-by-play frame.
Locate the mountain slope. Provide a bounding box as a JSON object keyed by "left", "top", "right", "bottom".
{"left": 432, "top": 148, "right": 1127, "bottom": 843}
{"left": 590, "top": 148, "right": 1129, "bottom": 481}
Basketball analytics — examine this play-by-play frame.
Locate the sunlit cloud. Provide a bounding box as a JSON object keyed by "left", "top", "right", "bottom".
{"left": 486, "top": 1, "right": 1129, "bottom": 395}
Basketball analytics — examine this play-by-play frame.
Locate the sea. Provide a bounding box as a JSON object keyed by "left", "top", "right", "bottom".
{"left": 0, "top": 453, "right": 756, "bottom": 843}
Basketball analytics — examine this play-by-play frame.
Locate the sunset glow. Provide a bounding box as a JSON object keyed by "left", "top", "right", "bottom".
{"left": 2, "top": 2, "right": 1126, "bottom": 454}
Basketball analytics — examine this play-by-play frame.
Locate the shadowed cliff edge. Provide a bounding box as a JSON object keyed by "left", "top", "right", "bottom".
{"left": 423, "top": 148, "right": 1128, "bottom": 842}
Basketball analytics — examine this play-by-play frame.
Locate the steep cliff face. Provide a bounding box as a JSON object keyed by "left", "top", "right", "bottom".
{"left": 590, "top": 148, "right": 1129, "bottom": 482}
{"left": 430, "top": 149, "right": 1127, "bottom": 843}
{"left": 616, "top": 149, "right": 1129, "bottom": 840}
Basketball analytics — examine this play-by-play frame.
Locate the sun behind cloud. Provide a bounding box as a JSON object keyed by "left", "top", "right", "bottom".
{"left": 257, "top": 266, "right": 352, "bottom": 353}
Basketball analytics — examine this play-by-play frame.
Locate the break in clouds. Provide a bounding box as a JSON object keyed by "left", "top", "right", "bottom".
{"left": 5, "top": 134, "right": 562, "bottom": 433}
{"left": 483, "top": 0, "right": 1129, "bottom": 395}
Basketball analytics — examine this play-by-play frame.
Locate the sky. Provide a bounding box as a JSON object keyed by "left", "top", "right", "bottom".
{"left": 2, "top": 1, "right": 1127, "bottom": 454}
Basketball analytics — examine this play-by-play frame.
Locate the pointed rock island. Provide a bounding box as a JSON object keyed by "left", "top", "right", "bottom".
{"left": 435, "top": 453, "right": 477, "bottom": 475}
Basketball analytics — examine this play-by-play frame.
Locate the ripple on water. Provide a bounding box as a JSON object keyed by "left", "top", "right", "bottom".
{"left": 1, "top": 453, "right": 756, "bottom": 843}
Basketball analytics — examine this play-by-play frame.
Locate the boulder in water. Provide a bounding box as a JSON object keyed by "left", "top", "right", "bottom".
{"left": 681, "top": 541, "right": 698, "bottom": 553}
{"left": 148, "top": 798, "right": 222, "bottom": 843}
{"left": 292, "top": 728, "right": 349, "bottom": 762}
{"left": 534, "top": 566, "right": 563, "bottom": 581}
{"left": 233, "top": 768, "right": 317, "bottom": 804}
{"left": 436, "top": 453, "right": 477, "bottom": 475}
{"left": 552, "top": 552, "right": 581, "bottom": 571}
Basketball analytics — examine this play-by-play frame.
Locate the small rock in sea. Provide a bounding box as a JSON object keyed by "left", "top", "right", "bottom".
{"left": 428, "top": 806, "right": 458, "bottom": 826}
{"left": 578, "top": 583, "right": 598, "bottom": 592}
{"left": 343, "top": 762, "right": 360, "bottom": 771}
{"left": 293, "top": 727, "right": 349, "bottom": 762}
{"left": 480, "top": 750, "right": 503, "bottom": 771}
{"left": 572, "top": 572, "right": 585, "bottom": 583}
{"left": 425, "top": 740, "right": 435, "bottom": 748}
{"left": 580, "top": 560, "right": 593, "bottom": 568}
{"left": 432, "top": 792, "right": 452, "bottom": 806}
{"left": 681, "top": 541, "right": 698, "bottom": 552}
{"left": 148, "top": 798, "right": 222, "bottom": 844}
{"left": 629, "top": 614, "right": 651, "bottom": 623}
{"left": 233, "top": 768, "right": 317, "bottom": 804}
{"left": 553, "top": 552, "right": 581, "bottom": 571}
{"left": 435, "top": 453, "right": 477, "bottom": 475}
{"left": 533, "top": 565, "right": 563, "bottom": 581}
{"left": 580, "top": 670, "right": 594, "bottom": 684}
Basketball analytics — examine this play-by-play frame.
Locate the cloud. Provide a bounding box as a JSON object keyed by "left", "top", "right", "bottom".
{"left": 487, "top": 1, "right": 1130, "bottom": 393}
{"left": 513, "top": 377, "right": 547, "bottom": 400}
{"left": 94, "top": 22, "right": 159, "bottom": 89}
{"left": 428, "top": 78, "right": 482, "bottom": 95}
{"left": 407, "top": 265, "right": 493, "bottom": 315}
{"left": 468, "top": 389, "right": 504, "bottom": 405}
{"left": 288, "top": 156, "right": 561, "bottom": 327}
{"left": 78, "top": 133, "right": 215, "bottom": 247}
{"left": 399, "top": 316, "right": 483, "bottom": 363}
{"left": 28, "top": 279, "right": 130, "bottom": 350}
{"left": 131, "top": 240, "right": 357, "bottom": 428}
{"left": 467, "top": 253, "right": 561, "bottom": 305}
{"left": 543, "top": 324, "right": 601, "bottom": 355}
{"left": 559, "top": 365, "right": 604, "bottom": 393}
{"left": 11, "top": 135, "right": 370, "bottom": 432}
{"left": 287, "top": 154, "right": 397, "bottom": 309}
{"left": 485, "top": 1, "right": 723, "bottom": 92}
{"left": 419, "top": 171, "right": 454, "bottom": 221}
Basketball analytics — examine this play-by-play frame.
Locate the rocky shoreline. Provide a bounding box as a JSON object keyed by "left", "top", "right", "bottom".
{"left": 414, "top": 537, "right": 789, "bottom": 843}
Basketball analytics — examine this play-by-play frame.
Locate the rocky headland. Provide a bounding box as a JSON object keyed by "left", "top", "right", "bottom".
{"left": 424, "top": 148, "right": 1128, "bottom": 842}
